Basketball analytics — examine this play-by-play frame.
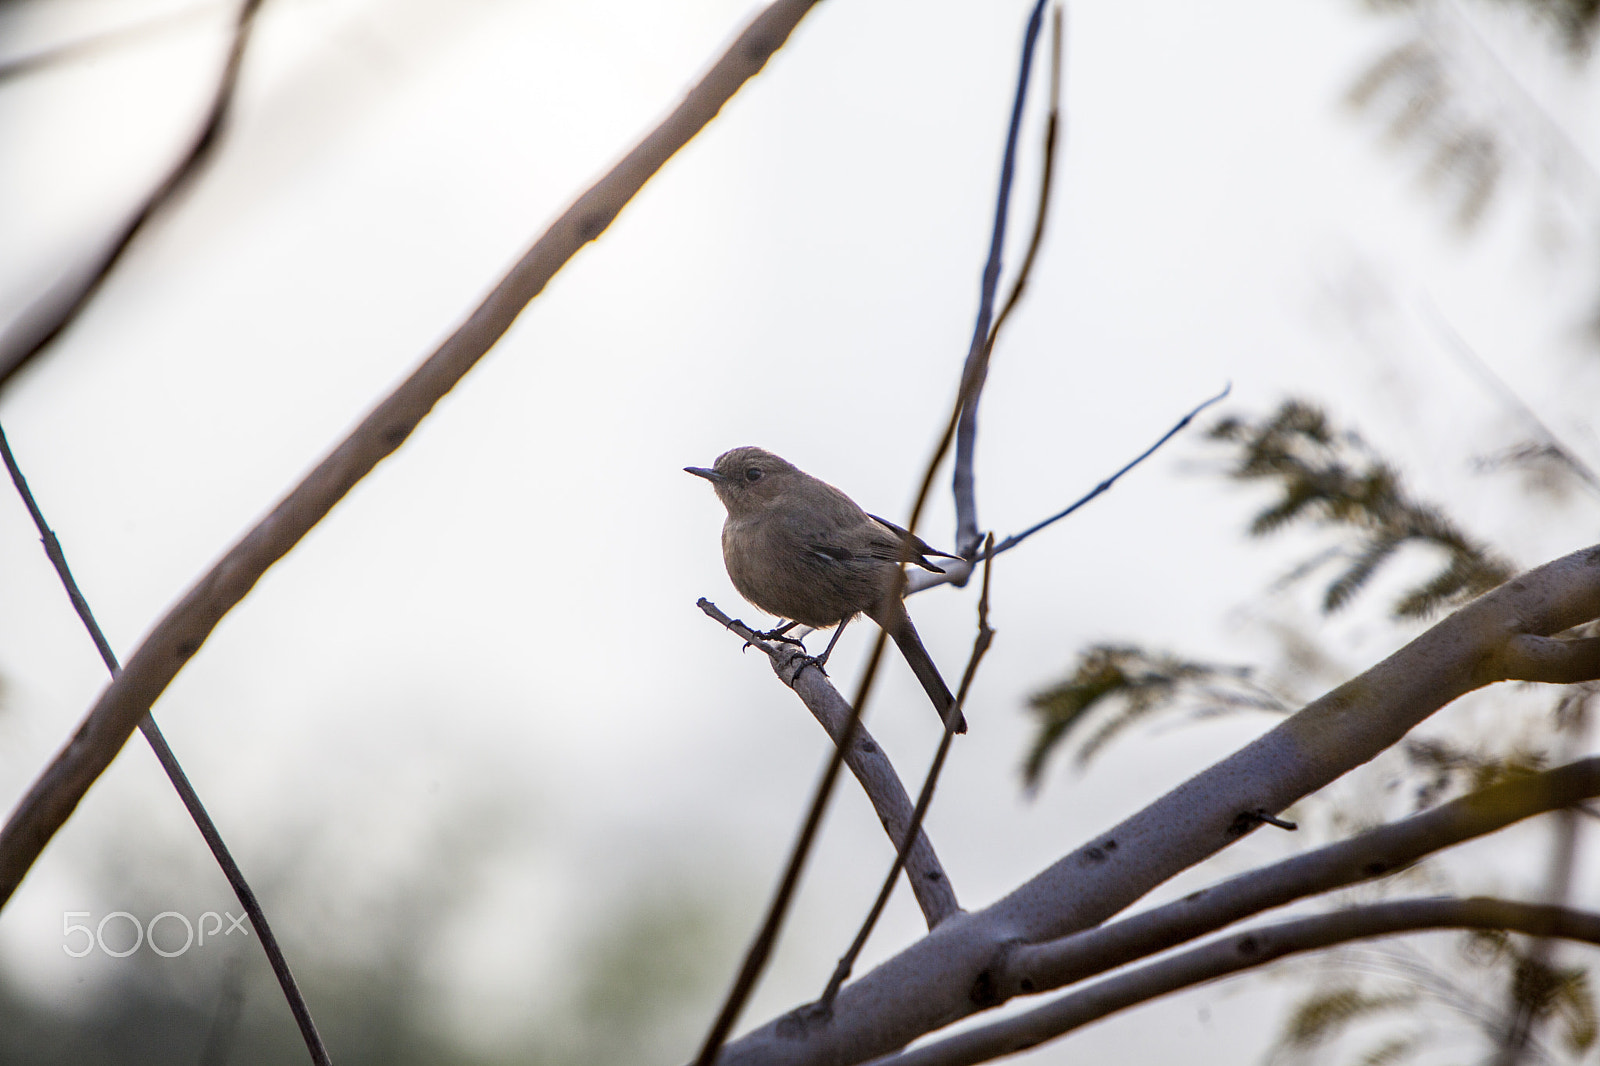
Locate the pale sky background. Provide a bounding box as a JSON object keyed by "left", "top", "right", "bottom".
{"left": 2, "top": 0, "right": 1600, "bottom": 1061}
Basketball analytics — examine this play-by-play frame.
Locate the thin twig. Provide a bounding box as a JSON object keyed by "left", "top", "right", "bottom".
{"left": 995, "top": 384, "right": 1230, "bottom": 551}
{"left": 906, "top": 385, "right": 1231, "bottom": 597}
{"left": 696, "top": 599, "right": 959, "bottom": 928}
{"left": 0, "top": 0, "right": 824, "bottom": 909}
{"left": 0, "top": 0, "right": 265, "bottom": 387}
{"left": 818, "top": 533, "right": 997, "bottom": 1010}
{"left": 870, "top": 899, "right": 1600, "bottom": 1066}
{"left": 0, "top": 423, "right": 331, "bottom": 1066}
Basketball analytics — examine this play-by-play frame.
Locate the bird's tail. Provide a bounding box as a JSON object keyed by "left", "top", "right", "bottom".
{"left": 884, "top": 609, "right": 968, "bottom": 734}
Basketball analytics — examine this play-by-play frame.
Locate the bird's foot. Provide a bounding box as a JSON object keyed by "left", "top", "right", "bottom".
{"left": 745, "top": 625, "right": 808, "bottom": 653}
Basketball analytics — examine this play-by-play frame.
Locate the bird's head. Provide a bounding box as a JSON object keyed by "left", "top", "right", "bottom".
{"left": 685, "top": 446, "right": 799, "bottom": 515}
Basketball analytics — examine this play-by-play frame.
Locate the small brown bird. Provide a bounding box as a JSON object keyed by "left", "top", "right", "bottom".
{"left": 687, "top": 446, "right": 967, "bottom": 733}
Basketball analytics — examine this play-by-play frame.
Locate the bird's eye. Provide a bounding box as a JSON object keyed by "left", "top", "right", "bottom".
{"left": 744, "top": 467, "right": 763, "bottom": 482}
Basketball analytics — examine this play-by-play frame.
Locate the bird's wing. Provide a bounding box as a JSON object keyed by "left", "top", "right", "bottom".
{"left": 861, "top": 514, "right": 952, "bottom": 573}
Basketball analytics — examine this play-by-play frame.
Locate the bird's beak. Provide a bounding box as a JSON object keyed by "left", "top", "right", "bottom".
{"left": 684, "top": 466, "right": 727, "bottom": 483}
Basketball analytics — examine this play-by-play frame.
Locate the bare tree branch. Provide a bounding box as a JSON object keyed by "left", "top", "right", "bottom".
{"left": 0, "top": 422, "right": 330, "bottom": 1064}
{"left": 716, "top": 541, "right": 1600, "bottom": 1065}
{"left": 0, "top": 0, "right": 825, "bottom": 910}
{"left": 697, "top": 600, "right": 960, "bottom": 929}
{"left": 871, "top": 899, "right": 1600, "bottom": 1066}
{"left": 0, "top": 0, "right": 265, "bottom": 387}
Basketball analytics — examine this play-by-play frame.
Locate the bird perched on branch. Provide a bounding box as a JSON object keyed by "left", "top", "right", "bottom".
{"left": 686, "top": 446, "right": 967, "bottom": 734}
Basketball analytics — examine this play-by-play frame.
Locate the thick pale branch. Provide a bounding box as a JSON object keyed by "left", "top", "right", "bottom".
{"left": 717, "top": 542, "right": 1600, "bottom": 1066}
{"left": 697, "top": 600, "right": 960, "bottom": 929}
{"left": 0, "top": 0, "right": 823, "bottom": 909}
{"left": 995, "top": 756, "right": 1600, "bottom": 1000}
{"left": 872, "top": 899, "right": 1600, "bottom": 1066}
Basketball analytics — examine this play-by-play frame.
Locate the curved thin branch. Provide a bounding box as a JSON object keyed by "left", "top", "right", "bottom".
{"left": 871, "top": 899, "right": 1600, "bottom": 1066}
{"left": 0, "top": 0, "right": 824, "bottom": 910}
{"left": 0, "top": 0, "right": 265, "bottom": 387}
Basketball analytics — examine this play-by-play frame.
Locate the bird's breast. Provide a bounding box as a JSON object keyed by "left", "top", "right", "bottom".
{"left": 721, "top": 514, "right": 883, "bottom": 629}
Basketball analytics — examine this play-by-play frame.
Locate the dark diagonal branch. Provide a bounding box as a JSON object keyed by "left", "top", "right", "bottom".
{"left": 873, "top": 900, "right": 1600, "bottom": 1066}
{"left": 0, "top": 423, "right": 330, "bottom": 1066}
{"left": 0, "top": 0, "right": 824, "bottom": 910}
{"left": 0, "top": 0, "right": 265, "bottom": 387}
